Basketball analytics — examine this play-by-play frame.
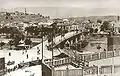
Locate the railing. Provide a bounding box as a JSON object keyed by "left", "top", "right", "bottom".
{"left": 45, "top": 50, "right": 120, "bottom": 67}
{"left": 45, "top": 57, "right": 73, "bottom": 67}
{"left": 47, "top": 31, "right": 82, "bottom": 48}
{"left": 83, "top": 50, "right": 120, "bottom": 62}
{"left": 54, "top": 69, "right": 82, "bottom": 76}
{"left": 54, "top": 65, "right": 120, "bottom": 76}
{"left": 6, "top": 60, "right": 42, "bottom": 74}
{"left": 54, "top": 68, "right": 111, "bottom": 76}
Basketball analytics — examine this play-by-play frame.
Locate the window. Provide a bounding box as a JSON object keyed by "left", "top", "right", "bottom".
{"left": 100, "top": 66, "right": 112, "bottom": 74}
{"left": 114, "top": 66, "right": 120, "bottom": 73}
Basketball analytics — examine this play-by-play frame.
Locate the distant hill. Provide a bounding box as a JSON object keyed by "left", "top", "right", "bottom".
{"left": 0, "top": 7, "right": 120, "bottom": 18}
{"left": 65, "top": 15, "right": 118, "bottom": 23}
{"left": 0, "top": 11, "right": 50, "bottom": 24}
{"left": 0, "top": 7, "right": 119, "bottom": 24}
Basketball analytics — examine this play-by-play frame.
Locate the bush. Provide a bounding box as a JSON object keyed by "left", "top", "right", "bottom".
{"left": 81, "top": 40, "right": 88, "bottom": 48}
{"left": 0, "top": 42, "right": 5, "bottom": 49}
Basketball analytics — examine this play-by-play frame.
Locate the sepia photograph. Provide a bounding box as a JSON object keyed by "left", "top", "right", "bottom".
{"left": 0, "top": 0, "right": 120, "bottom": 76}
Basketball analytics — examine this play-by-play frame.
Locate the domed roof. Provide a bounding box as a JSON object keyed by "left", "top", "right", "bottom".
{"left": 63, "top": 19, "right": 69, "bottom": 22}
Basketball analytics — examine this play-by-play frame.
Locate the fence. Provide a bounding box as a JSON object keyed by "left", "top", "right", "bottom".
{"left": 54, "top": 65, "right": 120, "bottom": 76}
{"left": 89, "top": 50, "right": 120, "bottom": 61}
{"left": 45, "top": 50, "right": 120, "bottom": 67}
{"left": 54, "top": 69, "right": 82, "bottom": 76}
{"left": 44, "top": 50, "right": 120, "bottom": 76}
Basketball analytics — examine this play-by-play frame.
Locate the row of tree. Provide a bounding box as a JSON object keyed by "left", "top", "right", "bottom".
{"left": 25, "top": 22, "right": 68, "bottom": 38}
{"left": 0, "top": 26, "right": 20, "bottom": 34}
{"left": 97, "top": 19, "right": 110, "bottom": 31}
{"left": 25, "top": 26, "right": 40, "bottom": 36}
{"left": 0, "top": 38, "right": 32, "bottom": 50}
{"left": 89, "top": 20, "right": 111, "bottom": 34}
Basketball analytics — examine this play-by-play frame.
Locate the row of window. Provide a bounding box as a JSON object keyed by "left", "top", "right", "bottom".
{"left": 55, "top": 65, "right": 120, "bottom": 76}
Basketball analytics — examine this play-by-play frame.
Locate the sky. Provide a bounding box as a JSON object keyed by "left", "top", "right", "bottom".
{"left": 0, "top": 0, "right": 119, "bottom": 8}
{"left": 0, "top": 0, "right": 120, "bottom": 18}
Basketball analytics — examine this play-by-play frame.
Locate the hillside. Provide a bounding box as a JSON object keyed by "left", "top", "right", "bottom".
{"left": 0, "top": 11, "right": 50, "bottom": 24}
{"left": 66, "top": 15, "right": 118, "bottom": 24}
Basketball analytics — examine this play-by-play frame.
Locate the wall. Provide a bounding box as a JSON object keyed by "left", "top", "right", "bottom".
{"left": 42, "top": 63, "right": 52, "bottom": 76}
{"left": 107, "top": 36, "right": 120, "bottom": 51}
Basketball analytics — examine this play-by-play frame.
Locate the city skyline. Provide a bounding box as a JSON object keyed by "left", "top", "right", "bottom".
{"left": 0, "top": 0, "right": 120, "bottom": 18}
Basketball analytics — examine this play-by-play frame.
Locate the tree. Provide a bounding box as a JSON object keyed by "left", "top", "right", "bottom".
{"left": 2, "top": 26, "right": 10, "bottom": 34}
{"left": 25, "top": 26, "right": 40, "bottom": 36}
{"left": 97, "top": 44, "right": 101, "bottom": 50}
{"left": 34, "top": 26, "right": 40, "bottom": 36}
{"left": 89, "top": 28, "right": 94, "bottom": 33}
{"left": 21, "top": 35, "right": 25, "bottom": 40}
{"left": 10, "top": 27, "right": 19, "bottom": 34}
{"left": 13, "top": 39, "right": 20, "bottom": 47}
{"left": 25, "top": 26, "right": 34, "bottom": 35}
{"left": 81, "top": 40, "right": 88, "bottom": 48}
{"left": 0, "top": 41, "right": 5, "bottom": 49}
{"left": 8, "top": 40, "right": 14, "bottom": 49}
{"left": 101, "top": 21, "right": 110, "bottom": 31}
{"left": 50, "top": 22, "right": 58, "bottom": 37}
{"left": 24, "top": 38, "right": 32, "bottom": 47}
{"left": 97, "top": 19, "right": 102, "bottom": 24}
{"left": 0, "top": 28, "right": 3, "bottom": 34}
{"left": 94, "top": 28, "right": 98, "bottom": 33}
{"left": 13, "top": 35, "right": 21, "bottom": 47}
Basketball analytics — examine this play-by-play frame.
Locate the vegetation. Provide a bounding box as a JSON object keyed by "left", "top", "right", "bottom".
{"left": 24, "top": 38, "right": 32, "bottom": 46}
{"left": 25, "top": 26, "right": 40, "bottom": 36}
{"left": 94, "top": 28, "right": 98, "bottom": 33}
{"left": 8, "top": 40, "right": 14, "bottom": 49}
{"left": 0, "top": 41, "right": 5, "bottom": 49}
{"left": 101, "top": 21, "right": 110, "bottom": 31}
{"left": 97, "top": 19, "right": 102, "bottom": 24}
{"left": 97, "top": 45, "right": 101, "bottom": 50}
{"left": 81, "top": 40, "right": 88, "bottom": 48}
{"left": 89, "top": 28, "right": 94, "bottom": 33}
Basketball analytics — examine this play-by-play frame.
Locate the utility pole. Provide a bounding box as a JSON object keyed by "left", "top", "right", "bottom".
{"left": 75, "top": 28, "right": 78, "bottom": 61}
{"left": 41, "top": 25, "right": 44, "bottom": 76}
{"left": 41, "top": 25, "right": 44, "bottom": 61}
{"left": 51, "top": 24, "right": 54, "bottom": 76}
{"left": 81, "top": 66, "right": 84, "bottom": 76}
{"left": 81, "top": 55, "right": 84, "bottom": 76}
{"left": 112, "top": 51, "right": 114, "bottom": 76}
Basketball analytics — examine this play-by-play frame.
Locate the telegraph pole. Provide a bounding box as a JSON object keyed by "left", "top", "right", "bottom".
{"left": 41, "top": 25, "right": 44, "bottom": 76}
{"left": 81, "top": 55, "right": 84, "bottom": 76}
{"left": 112, "top": 51, "right": 114, "bottom": 76}
{"left": 75, "top": 28, "right": 78, "bottom": 61}
{"left": 51, "top": 24, "right": 54, "bottom": 76}
{"left": 41, "top": 25, "right": 44, "bottom": 61}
